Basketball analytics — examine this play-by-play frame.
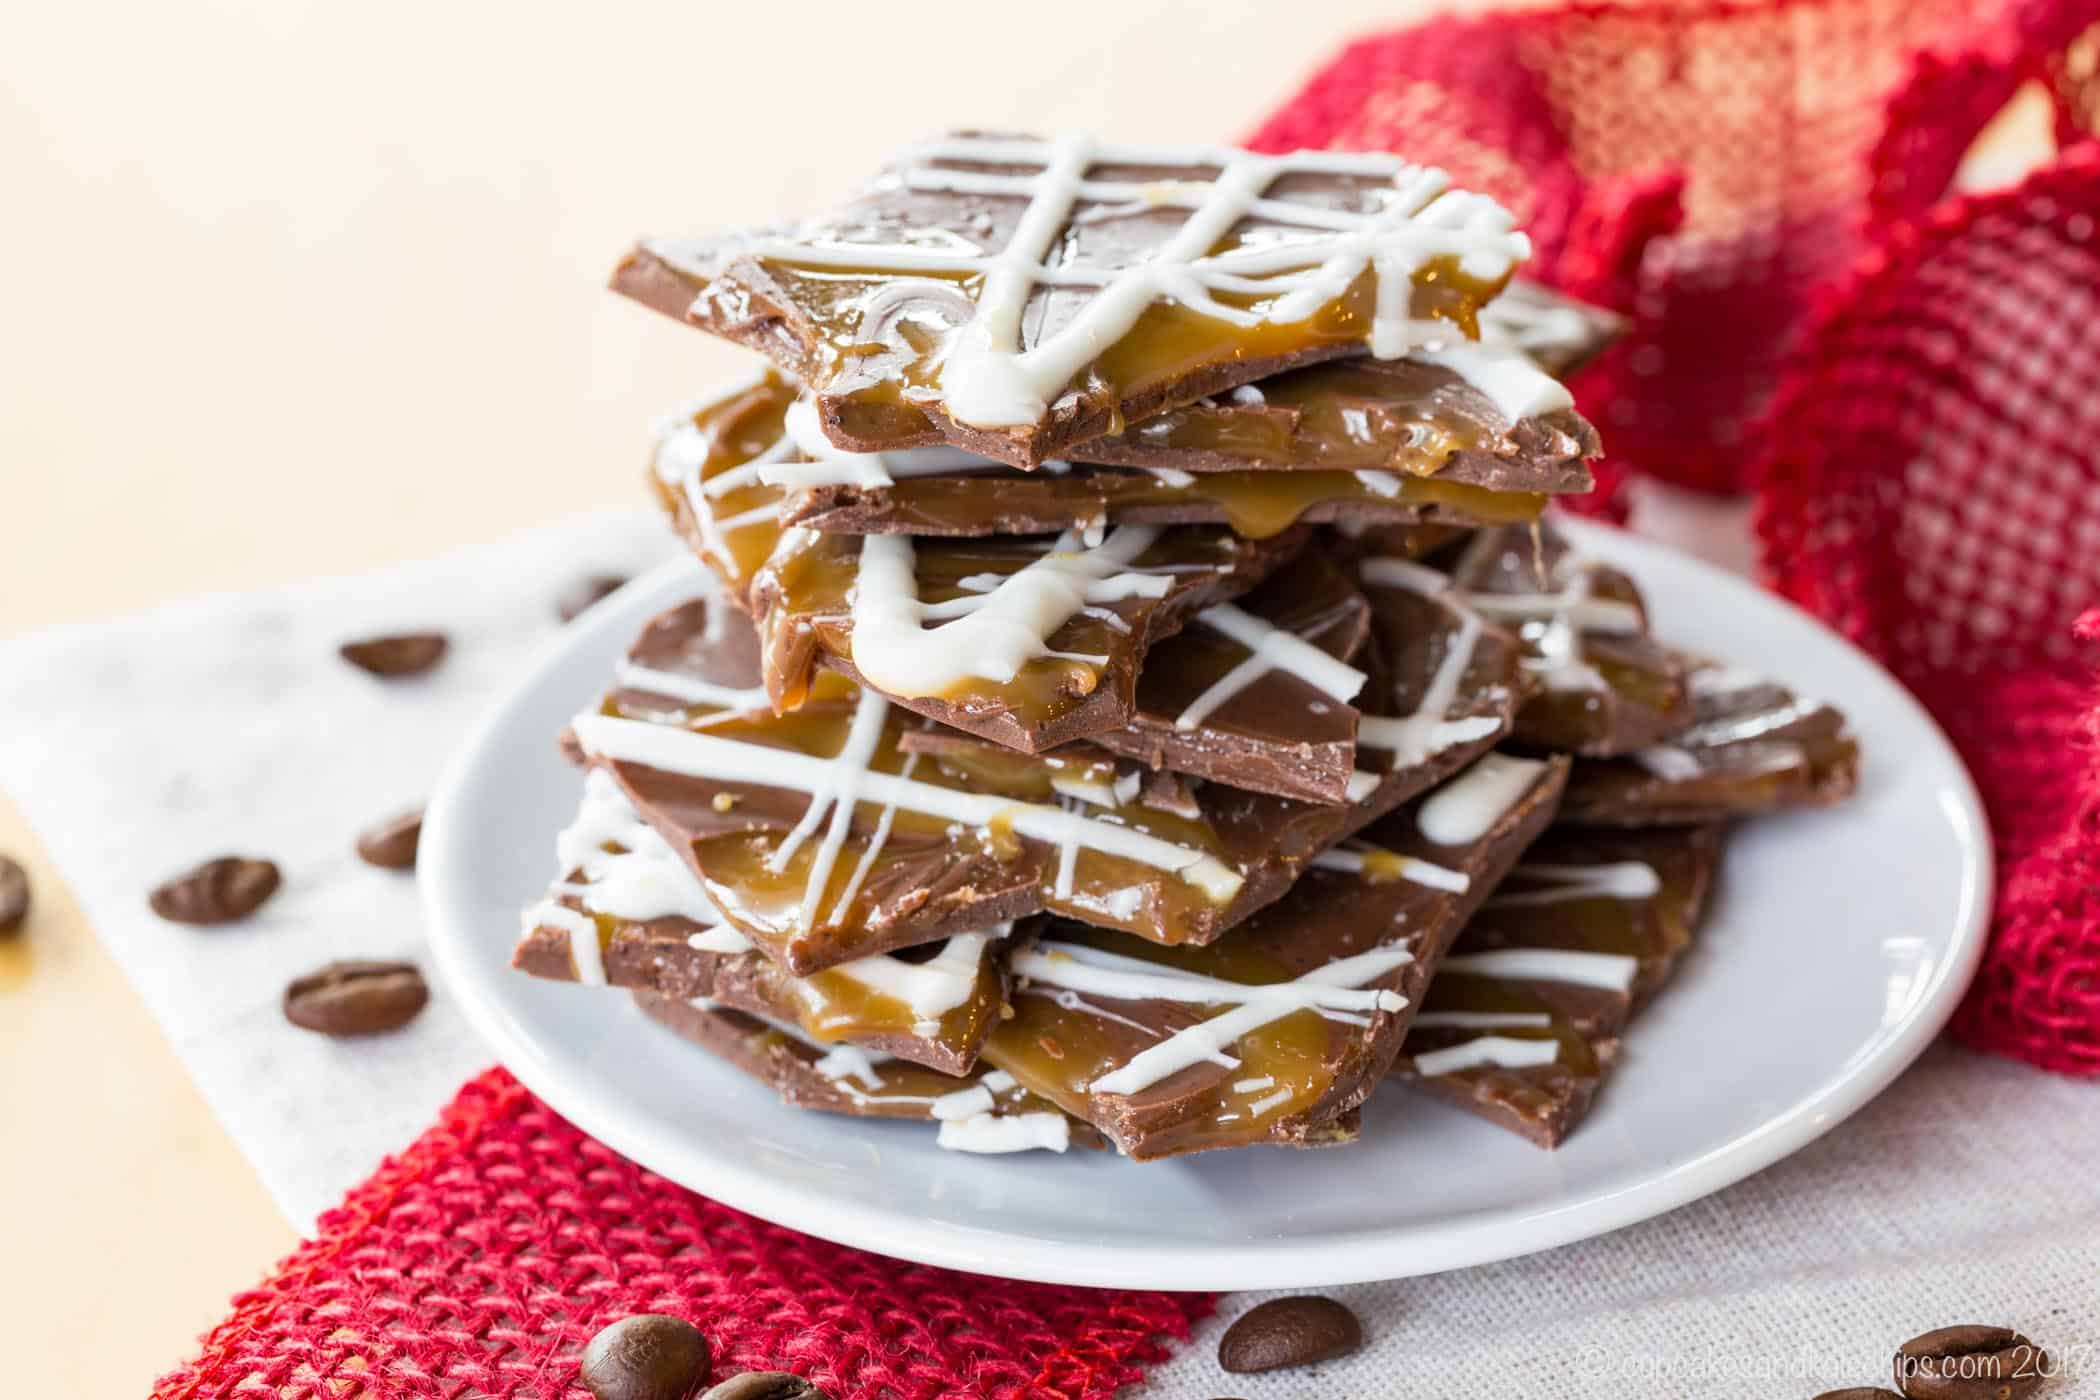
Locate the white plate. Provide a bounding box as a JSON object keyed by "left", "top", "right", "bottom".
{"left": 422, "top": 520, "right": 1991, "bottom": 1291}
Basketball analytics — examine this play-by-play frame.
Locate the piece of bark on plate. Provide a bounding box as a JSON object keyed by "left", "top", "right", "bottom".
{"left": 612, "top": 133, "right": 1534, "bottom": 468}
{"left": 565, "top": 584, "right": 1530, "bottom": 972}
{"left": 1444, "top": 520, "right": 1693, "bottom": 757}
{"left": 1559, "top": 662, "right": 1860, "bottom": 826}
{"left": 746, "top": 519, "right": 1308, "bottom": 752}
{"left": 633, "top": 994, "right": 1100, "bottom": 1153}
{"left": 511, "top": 769, "right": 1009, "bottom": 1076}
{"left": 1085, "top": 549, "right": 1372, "bottom": 805}
{"left": 980, "top": 750, "right": 1569, "bottom": 1159}
{"left": 1394, "top": 822, "right": 1725, "bottom": 1147}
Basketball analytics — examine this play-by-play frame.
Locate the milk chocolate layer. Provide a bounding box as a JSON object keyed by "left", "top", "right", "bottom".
{"left": 1088, "top": 551, "right": 1371, "bottom": 804}
{"left": 778, "top": 452, "right": 1582, "bottom": 540}
{"left": 1396, "top": 823, "right": 1724, "bottom": 1147}
{"left": 571, "top": 587, "right": 1530, "bottom": 973}
{"left": 981, "top": 752, "right": 1569, "bottom": 1159}
{"left": 634, "top": 994, "right": 1101, "bottom": 1152}
{"left": 1066, "top": 357, "right": 1597, "bottom": 481}
{"left": 748, "top": 524, "right": 1306, "bottom": 753}
{"left": 1447, "top": 523, "right": 1692, "bottom": 757}
{"left": 612, "top": 135, "right": 1527, "bottom": 468}
{"left": 1560, "top": 664, "right": 1860, "bottom": 826}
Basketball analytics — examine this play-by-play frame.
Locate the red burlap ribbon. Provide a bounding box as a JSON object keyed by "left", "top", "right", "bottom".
{"left": 153, "top": 1069, "right": 1210, "bottom": 1399}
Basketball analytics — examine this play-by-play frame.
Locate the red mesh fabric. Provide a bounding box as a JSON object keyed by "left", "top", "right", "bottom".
{"left": 1251, "top": 0, "right": 2100, "bottom": 494}
{"left": 153, "top": 1070, "right": 1212, "bottom": 1399}
{"left": 1754, "top": 143, "right": 2100, "bottom": 1075}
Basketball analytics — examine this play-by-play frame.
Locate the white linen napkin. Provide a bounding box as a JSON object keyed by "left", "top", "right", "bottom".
{"left": 0, "top": 508, "right": 675, "bottom": 1229}
{"left": 2, "top": 499, "right": 2091, "bottom": 1398}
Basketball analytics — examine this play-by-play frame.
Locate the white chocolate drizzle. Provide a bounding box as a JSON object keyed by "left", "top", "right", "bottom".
{"left": 1356, "top": 557, "right": 1505, "bottom": 764}
{"left": 1307, "top": 841, "right": 1470, "bottom": 893}
{"left": 1411, "top": 339, "right": 1574, "bottom": 421}
{"left": 1416, "top": 753, "right": 1549, "bottom": 846}
{"left": 744, "top": 136, "right": 1530, "bottom": 429}
{"left": 571, "top": 708, "right": 1244, "bottom": 902}
{"left": 1171, "top": 602, "right": 1367, "bottom": 732}
{"left": 1410, "top": 1010, "right": 1554, "bottom": 1030}
{"left": 937, "top": 1110, "right": 1072, "bottom": 1154}
{"left": 1439, "top": 947, "right": 1639, "bottom": 993}
{"left": 1486, "top": 860, "right": 1661, "bottom": 907}
{"left": 1413, "top": 1035, "right": 1560, "bottom": 1076}
{"left": 849, "top": 527, "right": 1174, "bottom": 697}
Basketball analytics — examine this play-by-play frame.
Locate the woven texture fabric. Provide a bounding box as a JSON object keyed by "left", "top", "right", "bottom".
{"left": 1250, "top": 0, "right": 2100, "bottom": 494}
{"left": 1755, "top": 143, "right": 2100, "bottom": 1075}
{"left": 152, "top": 1068, "right": 1211, "bottom": 1400}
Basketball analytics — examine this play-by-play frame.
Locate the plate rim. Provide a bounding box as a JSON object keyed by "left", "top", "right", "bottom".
{"left": 421, "top": 518, "right": 1993, "bottom": 1290}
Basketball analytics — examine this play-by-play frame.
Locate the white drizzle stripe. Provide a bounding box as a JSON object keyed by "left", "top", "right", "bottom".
{"left": 928, "top": 1084, "right": 996, "bottom": 1121}
{"left": 849, "top": 527, "right": 1172, "bottom": 696}
{"left": 754, "top": 136, "right": 1526, "bottom": 429}
{"left": 1416, "top": 754, "right": 1549, "bottom": 846}
{"left": 1410, "top": 1010, "right": 1554, "bottom": 1030}
{"left": 616, "top": 661, "right": 773, "bottom": 714}
{"left": 937, "top": 1111, "right": 1072, "bottom": 1154}
{"left": 1083, "top": 946, "right": 1416, "bottom": 1097}
{"left": 1306, "top": 842, "right": 1470, "bottom": 893}
{"left": 1356, "top": 558, "right": 1499, "bottom": 765}
{"left": 830, "top": 931, "right": 997, "bottom": 1025}
{"left": 1486, "top": 860, "right": 1661, "bottom": 907}
{"left": 1413, "top": 1035, "right": 1560, "bottom": 1076}
{"left": 688, "top": 926, "right": 755, "bottom": 954}
{"left": 827, "top": 751, "right": 920, "bottom": 924}
{"left": 1411, "top": 340, "right": 1573, "bottom": 421}
{"left": 1013, "top": 942, "right": 1407, "bottom": 1017}
{"left": 571, "top": 713, "right": 1244, "bottom": 900}
{"left": 1632, "top": 745, "right": 1706, "bottom": 780}
{"left": 768, "top": 688, "right": 891, "bottom": 940}
{"left": 526, "top": 902, "right": 604, "bottom": 986}
{"left": 1439, "top": 948, "right": 1640, "bottom": 993}
{"left": 1172, "top": 602, "right": 1367, "bottom": 732}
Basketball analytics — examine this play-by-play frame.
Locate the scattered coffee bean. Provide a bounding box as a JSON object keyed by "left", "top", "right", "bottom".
{"left": 1217, "top": 1296, "right": 1364, "bottom": 1374}
{"left": 340, "top": 632, "right": 448, "bottom": 677}
{"left": 699, "top": 1373, "right": 827, "bottom": 1400}
{"left": 0, "top": 855, "right": 28, "bottom": 934}
{"left": 283, "top": 960, "right": 428, "bottom": 1036}
{"left": 1895, "top": 1325, "right": 2046, "bottom": 1400}
{"left": 1815, "top": 1389, "right": 1904, "bottom": 1400}
{"left": 150, "top": 857, "right": 281, "bottom": 925}
{"left": 558, "top": 574, "right": 629, "bottom": 623}
{"left": 580, "top": 1314, "right": 712, "bottom": 1400}
{"left": 355, "top": 808, "right": 424, "bottom": 870}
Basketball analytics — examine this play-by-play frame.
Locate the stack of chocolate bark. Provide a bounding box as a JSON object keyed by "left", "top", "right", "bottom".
{"left": 514, "top": 136, "right": 1860, "bottom": 1157}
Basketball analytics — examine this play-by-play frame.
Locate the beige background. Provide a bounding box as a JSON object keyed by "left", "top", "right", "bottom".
{"left": 0, "top": 1, "right": 2045, "bottom": 1393}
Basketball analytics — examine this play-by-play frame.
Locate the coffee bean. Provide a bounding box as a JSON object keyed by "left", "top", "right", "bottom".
{"left": 1896, "top": 1325, "right": 2047, "bottom": 1400}
{"left": 283, "top": 960, "right": 428, "bottom": 1036}
{"left": 355, "top": 808, "right": 423, "bottom": 870}
{"left": 699, "top": 1373, "right": 828, "bottom": 1400}
{"left": 150, "top": 857, "right": 281, "bottom": 925}
{"left": 1816, "top": 1389, "right": 1904, "bottom": 1399}
{"left": 558, "top": 574, "right": 629, "bottom": 623}
{"left": 580, "top": 1314, "right": 712, "bottom": 1400}
{"left": 0, "top": 855, "right": 28, "bottom": 934}
{"left": 1217, "top": 1296, "right": 1363, "bottom": 1374}
{"left": 340, "top": 632, "right": 448, "bottom": 677}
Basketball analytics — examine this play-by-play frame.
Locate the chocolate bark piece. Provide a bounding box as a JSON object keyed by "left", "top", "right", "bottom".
{"left": 634, "top": 994, "right": 1101, "bottom": 1153}
{"left": 1087, "top": 551, "right": 1372, "bottom": 804}
{"left": 1065, "top": 357, "right": 1595, "bottom": 482}
{"left": 747, "top": 522, "right": 1307, "bottom": 753}
{"left": 981, "top": 751, "right": 1570, "bottom": 1159}
{"left": 510, "top": 769, "right": 1009, "bottom": 1075}
{"left": 1395, "top": 823, "right": 1725, "bottom": 1147}
{"left": 1446, "top": 521, "right": 1692, "bottom": 757}
{"left": 647, "top": 368, "right": 803, "bottom": 607}
{"left": 613, "top": 134, "right": 1532, "bottom": 468}
{"left": 567, "top": 587, "right": 1530, "bottom": 973}
{"left": 1560, "top": 662, "right": 1861, "bottom": 826}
